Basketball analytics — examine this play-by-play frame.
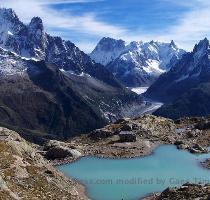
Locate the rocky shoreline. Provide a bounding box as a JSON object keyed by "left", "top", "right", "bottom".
{"left": 44, "top": 115, "right": 210, "bottom": 200}
{"left": 44, "top": 115, "right": 210, "bottom": 166}
{"left": 143, "top": 183, "right": 210, "bottom": 200}
{"left": 1, "top": 115, "right": 210, "bottom": 200}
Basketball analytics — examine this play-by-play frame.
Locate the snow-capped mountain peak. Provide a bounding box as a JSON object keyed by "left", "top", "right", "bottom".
{"left": 167, "top": 38, "right": 210, "bottom": 83}
{"left": 0, "top": 8, "right": 86, "bottom": 67}
{"left": 90, "top": 37, "right": 186, "bottom": 86}
{"left": 127, "top": 41, "right": 143, "bottom": 50}
{"left": 146, "top": 38, "right": 210, "bottom": 104}
{"left": 0, "top": 8, "right": 128, "bottom": 90}
{"left": 0, "top": 8, "right": 25, "bottom": 45}
{"left": 98, "top": 37, "right": 125, "bottom": 51}
{"left": 90, "top": 37, "right": 126, "bottom": 65}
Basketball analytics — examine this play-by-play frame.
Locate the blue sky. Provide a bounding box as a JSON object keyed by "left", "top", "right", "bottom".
{"left": 1, "top": 0, "right": 210, "bottom": 52}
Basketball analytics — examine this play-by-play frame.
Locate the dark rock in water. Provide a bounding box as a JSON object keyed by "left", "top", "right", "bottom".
{"left": 189, "top": 144, "right": 208, "bottom": 154}
{"left": 201, "top": 158, "right": 210, "bottom": 169}
{"left": 174, "top": 140, "right": 184, "bottom": 145}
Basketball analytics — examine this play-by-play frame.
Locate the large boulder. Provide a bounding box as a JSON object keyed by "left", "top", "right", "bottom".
{"left": 119, "top": 131, "right": 137, "bottom": 142}
{"left": 44, "top": 140, "right": 82, "bottom": 160}
{"left": 89, "top": 129, "right": 114, "bottom": 140}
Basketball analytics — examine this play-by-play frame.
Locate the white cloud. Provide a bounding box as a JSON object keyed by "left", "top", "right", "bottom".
{"left": 145, "top": 0, "right": 210, "bottom": 50}
{"left": 0, "top": 0, "right": 210, "bottom": 52}
{"left": 76, "top": 41, "right": 97, "bottom": 53}
{"left": 39, "top": 0, "right": 105, "bottom": 5}
{"left": 0, "top": 0, "right": 126, "bottom": 38}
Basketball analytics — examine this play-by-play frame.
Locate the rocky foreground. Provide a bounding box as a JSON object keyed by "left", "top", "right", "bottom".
{"left": 39, "top": 115, "right": 210, "bottom": 199}
{"left": 0, "top": 115, "right": 210, "bottom": 200}
{"left": 143, "top": 183, "right": 210, "bottom": 200}
{"left": 0, "top": 127, "right": 86, "bottom": 200}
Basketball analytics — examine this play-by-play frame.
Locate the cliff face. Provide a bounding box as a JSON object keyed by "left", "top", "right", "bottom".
{"left": 0, "top": 8, "right": 143, "bottom": 140}
{"left": 0, "top": 127, "right": 85, "bottom": 200}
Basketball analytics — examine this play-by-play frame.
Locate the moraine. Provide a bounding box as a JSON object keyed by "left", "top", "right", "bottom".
{"left": 130, "top": 87, "right": 163, "bottom": 115}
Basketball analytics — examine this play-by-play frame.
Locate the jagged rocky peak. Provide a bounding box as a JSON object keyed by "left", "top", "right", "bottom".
{"left": 197, "top": 37, "right": 209, "bottom": 47}
{"left": 91, "top": 36, "right": 186, "bottom": 86}
{"left": 0, "top": 9, "right": 84, "bottom": 66}
{"left": 169, "top": 40, "right": 176, "bottom": 47}
{"left": 190, "top": 38, "right": 210, "bottom": 65}
{"left": 0, "top": 8, "right": 126, "bottom": 89}
{"left": 28, "top": 16, "right": 45, "bottom": 44}
{"left": 145, "top": 38, "right": 210, "bottom": 107}
{"left": 193, "top": 38, "right": 210, "bottom": 55}
{"left": 29, "top": 17, "right": 44, "bottom": 32}
{"left": 90, "top": 37, "right": 126, "bottom": 65}
{"left": 127, "top": 41, "right": 143, "bottom": 50}
{"left": 0, "top": 8, "right": 24, "bottom": 34}
{"left": 97, "top": 37, "right": 126, "bottom": 51}
{"left": 0, "top": 8, "right": 18, "bottom": 21}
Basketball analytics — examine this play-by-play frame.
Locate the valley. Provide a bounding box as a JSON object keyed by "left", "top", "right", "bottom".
{"left": 0, "top": 4, "right": 209, "bottom": 200}
{"left": 128, "top": 87, "right": 164, "bottom": 116}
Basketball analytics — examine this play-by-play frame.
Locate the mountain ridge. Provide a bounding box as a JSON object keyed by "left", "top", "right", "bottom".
{"left": 0, "top": 8, "right": 124, "bottom": 88}
{"left": 90, "top": 37, "right": 186, "bottom": 86}
{"left": 0, "top": 8, "right": 143, "bottom": 139}
{"left": 146, "top": 38, "right": 210, "bottom": 119}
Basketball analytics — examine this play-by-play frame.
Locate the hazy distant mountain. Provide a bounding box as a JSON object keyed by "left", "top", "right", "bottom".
{"left": 146, "top": 38, "right": 210, "bottom": 119}
{"left": 90, "top": 37, "right": 185, "bottom": 86}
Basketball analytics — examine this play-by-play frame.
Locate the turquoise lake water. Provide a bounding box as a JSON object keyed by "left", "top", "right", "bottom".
{"left": 57, "top": 145, "right": 210, "bottom": 200}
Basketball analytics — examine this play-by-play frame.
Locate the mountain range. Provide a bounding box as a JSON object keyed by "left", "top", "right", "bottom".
{"left": 1, "top": 7, "right": 210, "bottom": 136}
{"left": 146, "top": 38, "right": 210, "bottom": 119}
{"left": 0, "top": 8, "right": 142, "bottom": 140}
{"left": 90, "top": 37, "right": 185, "bottom": 86}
